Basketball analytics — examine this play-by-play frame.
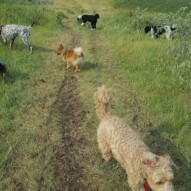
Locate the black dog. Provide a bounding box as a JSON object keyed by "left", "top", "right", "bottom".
{"left": 0, "top": 61, "right": 6, "bottom": 79}
{"left": 77, "top": 13, "right": 100, "bottom": 29}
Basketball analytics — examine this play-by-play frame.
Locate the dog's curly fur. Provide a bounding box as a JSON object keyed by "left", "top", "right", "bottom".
{"left": 94, "top": 85, "right": 175, "bottom": 191}
{"left": 56, "top": 44, "right": 84, "bottom": 72}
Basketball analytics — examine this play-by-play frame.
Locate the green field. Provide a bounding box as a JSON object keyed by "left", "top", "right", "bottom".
{"left": 0, "top": 0, "right": 190, "bottom": 190}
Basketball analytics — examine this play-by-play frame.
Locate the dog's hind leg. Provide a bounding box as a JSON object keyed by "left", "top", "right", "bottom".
{"left": 74, "top": 65, "right": 80, "bottom": 72}
{"left": 20, "top": 34, "right": 33, "bottom": 54}
{"left": 98, "top": 134, "right": 112, "bottom": 161}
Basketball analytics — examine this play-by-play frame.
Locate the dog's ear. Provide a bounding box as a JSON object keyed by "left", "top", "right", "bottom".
{"left": 141, "top": 152, "right": 159, "bottom": 168}
{"left": 163, "top": 154, "right": 178, "bottom": 170}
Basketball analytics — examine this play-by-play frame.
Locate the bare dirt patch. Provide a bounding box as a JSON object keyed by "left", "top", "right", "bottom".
{"left": 52, "top": 74, "right": 91, "bottom": 191}
{"left": 48, "top": 20, "right": 96, "bottom": 191}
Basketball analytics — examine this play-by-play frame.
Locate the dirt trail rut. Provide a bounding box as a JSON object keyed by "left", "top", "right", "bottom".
{"left": 47, "top": 21, "right": 96, "bottom": 191}
{"left": 53, "top": 75, "right": 89, "bottom": 191}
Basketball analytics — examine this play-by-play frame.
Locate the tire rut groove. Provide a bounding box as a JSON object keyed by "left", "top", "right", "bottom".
{"left": 46, "top": 20, "right": 94, "bottom": 190}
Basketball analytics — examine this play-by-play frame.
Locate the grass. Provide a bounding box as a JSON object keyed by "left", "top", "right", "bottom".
{"left": 0, "top": 2, "right": 66, "bottom": 190}
{"left": 112, "top": 0, "right": 191, "bottom": 13}
{"left": 0, "top": 0, "right": 191, "bottom": 191}
{"left": 100, "top": 10, "right": 191, "bottom": 161}
{"left": 72, "top": 1, "right": 191, "bottom": 190}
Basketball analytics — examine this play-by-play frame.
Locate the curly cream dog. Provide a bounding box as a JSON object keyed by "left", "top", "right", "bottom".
{"left": 94, "top": 85, "right": 176, "bottom": 191}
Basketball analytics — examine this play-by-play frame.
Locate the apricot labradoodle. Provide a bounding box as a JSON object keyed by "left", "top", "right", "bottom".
{"left": 94, "top": 85, "right": 176, "bottom": 191}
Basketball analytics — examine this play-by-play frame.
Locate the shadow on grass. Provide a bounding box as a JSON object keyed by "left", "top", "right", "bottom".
{"left": 145, "top": 123, "right": 191, "bottom": 191}
{"left": 0, "top": 44, "right": 54, "bottom": 54}
{"left": 83, "top": 61, "right": 99, "bottom": 71}
{"left": 33, "top": 45, "right": 54, "bottom": 53}
{"left": 3, "top": 71, "right": 29, "bottom": 84}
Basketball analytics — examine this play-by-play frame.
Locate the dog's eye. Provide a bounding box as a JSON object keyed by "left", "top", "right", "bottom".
{"left": 156, "top": 181, "right": 163, "bottom": 185}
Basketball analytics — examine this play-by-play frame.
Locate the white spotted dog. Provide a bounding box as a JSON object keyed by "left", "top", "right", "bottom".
{"left": 0, "top": 22, "right": 35, "bottom": 54}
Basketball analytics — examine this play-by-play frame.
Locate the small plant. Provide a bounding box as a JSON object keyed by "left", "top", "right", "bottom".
{"left": 56, "top": 12, "right": 68, "bottom": 25}
{"left": 131, "top": 7, "right": 148, "bottom": 30}
{"left": 171, "top": 60, "right": 191, "bottom": 90}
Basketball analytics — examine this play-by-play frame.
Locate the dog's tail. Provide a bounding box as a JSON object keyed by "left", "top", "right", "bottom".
{"left": 93, "top": 85, "right": 112, "bottom": 120}
{"left": 170, "top": 24, "right": 177, "bottom": 31}
{"left": 27, "top": 22, "right": 35, "bottom": 30}
{"left": 73, "top": 47, "right": 84, "bottom": 57}
{"left": 31, "top": 22, "right": 35, "bottom": 27}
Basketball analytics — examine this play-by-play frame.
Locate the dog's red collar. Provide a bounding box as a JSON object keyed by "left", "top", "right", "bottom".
{"left": 145, "top": 179, "right": 149, "bottom": 191}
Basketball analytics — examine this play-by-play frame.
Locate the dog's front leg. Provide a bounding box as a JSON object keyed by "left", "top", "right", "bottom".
{"left": 127, "top": 176, "right": 145, "bottom": 191}
{"left": 2, "top": 36, "right": 7, "bottom": 46}
{"left": 74, "top": 65, "right": 79, "bottom": 72}
{"left": 66, "top": 61, "right": 70, "bottom": 70}
{"left": 10, "top": 38, "right": 16, "bottom": 50}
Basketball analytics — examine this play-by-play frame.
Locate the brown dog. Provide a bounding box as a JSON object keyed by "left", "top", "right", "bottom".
{"left": 56, "top": 44, "right": 84, "bottom": 72}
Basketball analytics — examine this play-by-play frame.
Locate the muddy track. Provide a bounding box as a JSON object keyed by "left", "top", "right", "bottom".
{"left": 53, "top": 74, "right": 88, "bottom": 191}
{"left": 45, "top": 21, "right": 95, "bottom": 191}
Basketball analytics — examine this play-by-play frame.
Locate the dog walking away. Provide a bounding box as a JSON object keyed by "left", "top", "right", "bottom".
{"left": 56, "top": 44, "right": 84, "bottom": 72}
{"left": 0, "top": 22, "right": 35, "bottom": 54}
{"left": 94, "top": 85, "right": 176, "bottom": 191}
{"left": 0, "top": 60, "right": 6, "bottom": 79}
{"left": 77, "top": 13, "right": 100, "bottom": 29}
{"left": 144, "top": 24, "right": 176, "bottom": 41}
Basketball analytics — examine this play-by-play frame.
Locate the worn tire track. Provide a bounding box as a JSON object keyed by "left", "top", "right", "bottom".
{"left": 45, "top": 20, "right": 95, "bottom": 191}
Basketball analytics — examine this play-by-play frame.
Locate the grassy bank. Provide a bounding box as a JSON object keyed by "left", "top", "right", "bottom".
{"left": 72, "top": 1, "right": 191, "bottom": 190}
{"left": 0, "top": 2, "right": 65, "bottom": 190}
{"left": 112, "top": 0, "right": 191, "bottom": 13}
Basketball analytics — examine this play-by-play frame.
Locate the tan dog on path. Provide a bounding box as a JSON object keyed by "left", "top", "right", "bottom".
{"left": 94, "top": 85, "right": 176, "bottom": 191}
{"left": 56, "top": 44, "right": 84, "bottom": 72}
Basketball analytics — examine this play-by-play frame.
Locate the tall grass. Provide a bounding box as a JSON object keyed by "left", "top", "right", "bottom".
{"left": 93, "top": 6, "right": 191, "bottom": 190}
{"left": 0, "top": 0, "right": 52, "bottom": 4}
{"left": 0, "top": 3, "right": 64, "bottom": 190}
{"left": 0, "top": 0, "right": 191, "bottom": 190}
{"left": 101, "top": 8, "right": 191, "bottom": 160}
{"left": 112, "top": 0, "right": 191, "bottom": 13}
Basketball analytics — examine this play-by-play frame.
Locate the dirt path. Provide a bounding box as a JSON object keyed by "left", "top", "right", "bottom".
{"left": 51, "top": 75, "right": 89, "bottom": 190}
{"left": 48, "top": 12, "right": 136, "bottom": 191}
{"left": 46, "top": 20, "right": 96, "bottom": 190}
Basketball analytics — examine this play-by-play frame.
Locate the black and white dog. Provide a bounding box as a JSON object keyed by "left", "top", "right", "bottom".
{"left": 77, "top": 13, "right": 100, "bottom": 29}
{"left": 144, "top": 26, "right": 165, "bottom": 39}
{"left": 163, "top": 25, "right": 177, "bottom": 41}
{"left": 144, "top": 24, "right": 176, "bottom": 41}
